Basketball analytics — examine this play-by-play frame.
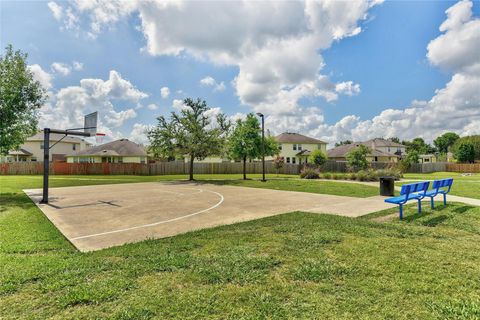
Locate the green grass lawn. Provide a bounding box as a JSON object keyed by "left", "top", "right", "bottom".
{"left": 1, "top": 175, "right": 480, "bottom": 319}
{"left": 401, "top": 172, "right": 480, "bottom": 200}
{"left": 0, "top": 174, "right": 378, "bottom": 198}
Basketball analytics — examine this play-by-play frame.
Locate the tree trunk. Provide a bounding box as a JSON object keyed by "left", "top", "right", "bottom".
{"left": 243, "top": 156, "right": 247, "bottom": 180}
{"left": 189, "top": 154, "right": 195, "bottom": 181}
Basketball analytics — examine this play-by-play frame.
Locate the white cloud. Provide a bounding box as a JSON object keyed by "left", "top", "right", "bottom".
{"left": 47, "top": 1, "right": 63, "bottom": 20}
{"left": 73, "top": 61, "right": 84, "bottom": 71}
{"left": 200, "top": 76, "right": 215, "bottom": 86}
{"left": 200, "top": 76, "right": 226, "bottom": 92}
{"left": 28, "top": 64, "right": 53, "bottom": 90}
{"left": 52, "top": 0, "right": 376, "bottom": 112}
{"left": 172, "top": 99, "right": 185, "bottom": 110}
{"left": 265, "top": 1, "right": 480, "bottom": 144}
{"left": 48, "top": 0, "right": 479, "bottom": 143}
{"left": 147, "top": 103, "right": 158, "bottom": 110}
{"left": 427, "top": 0, "right": 480, "bottom": 73}
{"left": 39, "top": 70, "right": 147, "bottom": 140}
{"left": 160, "top": 86, "right": 170, "bottom": 98}
{"left": 335, "top": 81, "right": 361, "bottom": 96}
{"left": 51, "top": 62, "right": 71, "bottom": 76}
{"left": 129, "top": 123, "right": 151, "bottom": 144}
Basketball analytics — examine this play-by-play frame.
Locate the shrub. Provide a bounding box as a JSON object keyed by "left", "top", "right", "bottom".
{"left": 356, "top": 170, "right": 367, "bottom": 181}
{"left": 455, "top": 142, "right": 475, "bottom": 163}
{"left": 380, "top": 168, "right": 403, "bottom": 180}
{"left": 308, "top": 149, "right": 327, "bottom": 166}
{"left": 366, "top": 170, "right": 379, "bottom": 181}
{"left": 323, "top": 172, "right": 332, "bottom": 179}
{"left": 346, "top": 145, "right": 370, "bottom": 171}
{"left": 300, "top": 167, "right": 320, "bottom": 179}
{"left": 349, "top": 173, "right": 357, "bottom": 180}
{"left": 332, "top": 173, "right": 339, "bottom": 180}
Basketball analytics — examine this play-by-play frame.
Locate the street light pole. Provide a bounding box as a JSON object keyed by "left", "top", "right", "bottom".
{"left": 256, "top": 113, "right": 266, "bottom": 182}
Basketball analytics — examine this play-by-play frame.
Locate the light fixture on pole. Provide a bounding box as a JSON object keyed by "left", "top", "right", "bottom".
{"left": 256, "top": 112, "right": 266, "bottom": 182}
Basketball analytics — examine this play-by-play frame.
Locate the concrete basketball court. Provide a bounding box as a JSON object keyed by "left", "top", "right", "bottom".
{"left": 24, "top": 182, "right": 395, "bottom": 252}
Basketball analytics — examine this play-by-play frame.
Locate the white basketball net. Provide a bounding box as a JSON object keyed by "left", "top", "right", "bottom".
{"left": 95, "top": 133, "right": 105, "bottom": 144}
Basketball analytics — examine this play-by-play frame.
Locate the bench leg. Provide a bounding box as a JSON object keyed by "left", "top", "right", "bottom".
{"left": 399, "top": 204, "right": 403, "bottom": 220}
{"left": 418, "top": 200, "right": 422, "bottom": 214}
{"left": 430, "top": 197, "right": 434, "bottom": 209}
{"left": 443, "top": 193, "right": 447, "bottom": 206}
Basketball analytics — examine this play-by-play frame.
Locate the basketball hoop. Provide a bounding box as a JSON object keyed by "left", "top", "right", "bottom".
{"left": 95, "top": 133, "right": 106, "bottom": 144}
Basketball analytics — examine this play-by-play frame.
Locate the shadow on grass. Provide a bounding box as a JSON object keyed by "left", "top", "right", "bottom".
{"left": 0, "top": 193, "right": 36, "bottom": 212}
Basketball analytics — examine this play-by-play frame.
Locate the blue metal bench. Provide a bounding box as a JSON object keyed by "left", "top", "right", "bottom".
{"left": 384, "top": 181, "right": 430, "bottom": 219}
{"left": 424, "top": 178, "right": 454, "bottom": 209}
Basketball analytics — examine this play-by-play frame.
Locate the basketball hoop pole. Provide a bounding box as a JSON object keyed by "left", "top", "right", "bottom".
{"left": 40, "top": 128, "right": 92, "bottom": 204}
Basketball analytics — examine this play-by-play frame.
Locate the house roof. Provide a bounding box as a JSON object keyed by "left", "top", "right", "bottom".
{"left": 275, "top": 132, "right": 326, "bottom": 144}
{"left": 8, "top": 148, "right": 33, "bottom": 156}
{"left": 362, "top": 138, "right": 406, "bottom": 148}
{"left": 27, "top": 130, "right": 89, "bottom": 144}
{"left": 67, "top": 139, "right": 147, "bottom": 157}
{"left": 296, "top": 150, "right": 312, "bottom": 156}
{"left": 327, "top": 143, "right": 400, "bottom": 158}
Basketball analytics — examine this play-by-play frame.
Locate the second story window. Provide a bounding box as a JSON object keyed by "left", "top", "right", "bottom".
{"left": 279, "top": 144, "right": 282, "bottom": 150}
{"left": 298, "top": 144, "right": 302, "bottom": 151}
{"left": 293, "top": 144, "right": 297, "bottom": 151}
{"left": 72, "top": 144, "right": 77, "bottom": 151}
{"left": 40, "top": 143, "right": 44, "bottom": 149}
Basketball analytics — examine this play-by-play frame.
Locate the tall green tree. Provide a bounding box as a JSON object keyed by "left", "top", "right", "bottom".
{"left": 403, "top": 137, "right": 435, "bottom": 154}
{"left": 346, "top": 145, "right": 370, "bottom": 171}
{"left": 148, "top": 98, "right": 230, "bottom": 180}
{"left": 335, "top": 140, "right": 353, "bottom": 147}
{"left": 388, "top": 137, "right": 401, "bottom": 144}
{"left": 455, "top": 142, "right": 475, "bottom": 163}
{"left": 0, "top": 45, "right": 46, "bottom": 155}
{"left": 434, "top": 132, "right": 459, "bottom": 154}
{"left": 228, "top": 113, "right": 278, "bottom": 179}
{"left": 452, "top": 135, "right": 480, "bottom": 160}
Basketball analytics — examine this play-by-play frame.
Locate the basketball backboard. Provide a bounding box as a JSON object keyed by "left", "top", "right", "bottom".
{"left": 84, "top": 112, "right": 98, "bottom": 136}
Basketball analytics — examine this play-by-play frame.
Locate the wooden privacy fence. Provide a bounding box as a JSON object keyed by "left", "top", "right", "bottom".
{"left": 446, "top": 163, "right": 480, "bottom": 173}
{"left": 1, "top": 161, "right": 479, "bottom": 175}
{"left": 0, "top": 162, "right": 301, "bottom": 176}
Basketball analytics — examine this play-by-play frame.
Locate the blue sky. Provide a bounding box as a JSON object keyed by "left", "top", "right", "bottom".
{"left": 1, "top": 0, "right": 479, "bottom": 144}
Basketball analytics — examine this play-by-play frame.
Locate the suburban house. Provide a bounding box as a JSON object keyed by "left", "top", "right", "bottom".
{"left": 66, "top": 139, "right": 148, "bottom": 164}
{"left": 275, "top": 132, "right": 328, "bottom": 164}
{"left": 1, "top": 130, "right": 91, "bottom": 163}
{"left": 327, "top": 138, "right": 406, "bottom": 163}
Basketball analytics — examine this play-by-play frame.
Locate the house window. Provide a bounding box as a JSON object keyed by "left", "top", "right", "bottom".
{"left": 72, "top": 144, "right": 77, "bottom": 151}
{"left": 279, "top": 144, "right": 282, "bottom": 150}
{"left": 293, "top": 144, "right": 297, "bottom": 151}
{"left": 118, "top": 157, "right": 123, "bottom": 163}
{"left": 140, "top": 157, "right": 146, "bottom": 164}
{"left": 298, "top": 144, "right": 302, "bottom": 151}
{"left": 388, "top": 147, "right": 391, "bottom": 152}
{"left": 317, "top": 144, "right": 322, "bottom": 150}
{"left": 31, "top": 157, "right": 37, "bottom": 162}
{"left": 292, "top": 157, "right": 296, "bottom": 164}
{"left": 424, "top": 158, "right": 430, "bottom": 163}
{"left": 374, "top": 157, "right": 378, "bottom": 162}
{"left": 286, "top": 157, "right": 290, "bottom": 163}
{"left": 40, "top": 143, "right": 44, "bottom": 149}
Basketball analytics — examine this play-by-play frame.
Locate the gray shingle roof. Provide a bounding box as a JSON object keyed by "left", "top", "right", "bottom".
{"left": 362, "top": 138, "right": 406, "bottom": 148}
{"left": 67, "top": 139, "right": 147, "bottom": 157}
{"left": 327, "top": 143, "right": 400, "bottom": 158}
{"left": 275, "top": 132, "right": 326, "bottom": 144}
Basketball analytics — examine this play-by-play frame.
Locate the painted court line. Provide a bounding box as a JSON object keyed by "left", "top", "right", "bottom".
{"left": 71, "top": 189, "right": 224, "bottom": 240}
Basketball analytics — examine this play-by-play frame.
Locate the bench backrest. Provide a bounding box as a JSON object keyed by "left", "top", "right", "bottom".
{"left": 432, "top": 178, "right": 453, "bottom": 193}
{"left": 400, "top": 181, "right": 430, "bottom": 197}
